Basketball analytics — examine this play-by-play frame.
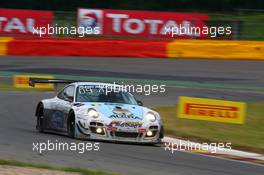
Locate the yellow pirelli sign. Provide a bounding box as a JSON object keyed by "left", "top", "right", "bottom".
{"left": 13, "top": 75, "right": 54, "bottom": 89}
{"left": 177, "top": 96, "right": 246, "bottom": 124}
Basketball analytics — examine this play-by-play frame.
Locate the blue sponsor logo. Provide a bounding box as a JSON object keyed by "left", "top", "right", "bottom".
{"left": 109, "top": 114, "right": 142, "bottom": 120}
{"left": 79, "top": 12, "right": 98, "bottom": 28}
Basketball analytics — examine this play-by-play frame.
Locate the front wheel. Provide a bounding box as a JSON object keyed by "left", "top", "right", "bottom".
{"left": 159, "top": 125, "right": 164, "bottom": 139}
{"left": 67, "top": 114, "right": 76, "bottom": 138}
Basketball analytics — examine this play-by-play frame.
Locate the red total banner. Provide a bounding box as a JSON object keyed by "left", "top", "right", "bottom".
{"left": 0, "top": 9, "right": 53, "bottom": 36}
{"left": 78, "top": 8, "right": 209, "bottom": 39}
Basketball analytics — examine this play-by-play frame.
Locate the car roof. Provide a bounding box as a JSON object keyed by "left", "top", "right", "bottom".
{"left": 72, "top": 82, "right": 125, "bottom": 88}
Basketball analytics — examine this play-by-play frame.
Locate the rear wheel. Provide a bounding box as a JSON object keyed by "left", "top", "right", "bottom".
{"left": 36, "top": 104, "right": 44, "bottom": 133}
{"left": 67, "top": 113, "right": 76, "bottom": 138}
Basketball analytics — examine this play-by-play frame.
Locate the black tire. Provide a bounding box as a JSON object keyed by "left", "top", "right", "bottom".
{"left": 67, "top": 113, "right": 76, "bottom": 138}
{"left": 36, "top": 104, "right": 45, "bottom": 133}
{"left": 159, "top": 125, "right": 164, "bottom": 139}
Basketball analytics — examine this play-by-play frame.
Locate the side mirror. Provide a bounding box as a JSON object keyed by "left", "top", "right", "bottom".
{"left": 64, "top": 92, "right": 74, "bottom": 102}
{"left": 137, "top": 100, "right": 143, "bottom": 106}
{"left": 65, "top": 96, "right": 74, "bottom": 102}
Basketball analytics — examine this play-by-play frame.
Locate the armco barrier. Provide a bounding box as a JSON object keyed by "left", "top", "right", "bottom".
{"left": 0, "top": 37, "right": 13, "bottom": 56}
{"left": 167, "top": 40, "right": 264, "bottom": 60}
{"left": 7, "top": 38, "right": 168, "bottom": 58}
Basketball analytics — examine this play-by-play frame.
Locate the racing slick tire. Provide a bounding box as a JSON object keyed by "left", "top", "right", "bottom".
{"left": 67, "top": 111, "right": 76, "bottom": 138}
{"left": 159, "top": 125, "right": 164, "bottom": 139}
{"left": 36, "top": 103, "right": 45, "bottom": 133}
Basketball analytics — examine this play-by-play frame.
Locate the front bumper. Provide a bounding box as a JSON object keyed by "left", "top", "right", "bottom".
{"left": 76, "top": 121, "right": 161, "bottom": 143}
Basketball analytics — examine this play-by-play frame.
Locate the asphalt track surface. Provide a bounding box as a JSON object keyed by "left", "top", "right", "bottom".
{"left": 0, "top": 56, "right": 264, "bottom": 175}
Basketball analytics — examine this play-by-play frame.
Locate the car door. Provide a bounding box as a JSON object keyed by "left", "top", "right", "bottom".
{"left": 52, "top": 85, "right": 75, "bottom": 132}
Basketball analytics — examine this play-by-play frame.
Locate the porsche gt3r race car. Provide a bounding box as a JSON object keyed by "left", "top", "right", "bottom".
{"left": 30, "top": 78, "right": 164, "bottom": 144}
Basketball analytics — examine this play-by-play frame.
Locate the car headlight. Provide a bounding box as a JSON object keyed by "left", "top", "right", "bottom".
{"left": 145, "top": 112, "right": 156, "bottom": 122}
{"left": 87, "top": 109, "right": 99, "bottom": 118}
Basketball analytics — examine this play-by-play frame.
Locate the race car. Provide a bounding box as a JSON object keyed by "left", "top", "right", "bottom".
{"left": 30, "top": 78, "right": 164, "bottom": 144}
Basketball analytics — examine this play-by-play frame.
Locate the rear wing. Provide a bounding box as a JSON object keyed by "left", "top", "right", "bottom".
{"left": 29, "top": 78, "right": 76, "bottom": 87}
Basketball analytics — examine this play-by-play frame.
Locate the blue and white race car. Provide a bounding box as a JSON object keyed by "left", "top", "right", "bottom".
{"left": 30, "top": 78, "right": 164, "bottom": 144}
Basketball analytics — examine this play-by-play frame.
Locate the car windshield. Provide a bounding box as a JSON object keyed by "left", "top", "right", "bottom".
{"left": 76, "top": 85, "right": 138, "bottom": 105}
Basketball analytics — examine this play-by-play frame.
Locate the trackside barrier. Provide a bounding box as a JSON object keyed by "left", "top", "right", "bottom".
{"left": 7, "top": 38, "right": 168, "bottom": 58}
{"left": 167, "top": 40, "right": 264, "bottom": 60}
{"left": 4, "top": 38, "right": 264, "bottom": 60}
{"left": 0, "top": 37, "right": 13, "bottom": 56}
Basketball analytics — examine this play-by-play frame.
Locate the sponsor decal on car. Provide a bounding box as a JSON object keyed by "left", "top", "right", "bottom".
{"left": 108, "top": 121, "right": 143, "bottom": 128}
{"left": 109, "top": 114, "right": 142, "bottom": 120}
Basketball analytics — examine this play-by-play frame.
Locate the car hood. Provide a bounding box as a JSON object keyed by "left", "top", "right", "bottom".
{"left": 84, "top": 102, "right": 144, "bottom": 121}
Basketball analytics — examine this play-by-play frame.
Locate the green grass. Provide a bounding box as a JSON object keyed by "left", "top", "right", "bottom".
{"left": 0, "top": 159, "right": 118, "bottom": 175}
{"left": 210, "top": 14, "right": 264, "bottom": 40}
{"left": 153, "top": 102, "right": 264, "bottom": 153}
